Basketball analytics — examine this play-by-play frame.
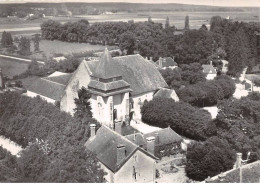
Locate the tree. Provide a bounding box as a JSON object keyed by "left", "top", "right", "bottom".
{"left": 165, "top": 16, "right": 170, "bottom": 29}
{"left": 33, "top": 34, "right": 40, "bottom": 52}
{"left": 186, "top": 137, "right": 236, "bottom": 181}
{"left": 184, "top": 15, "right": 190, "bottom": 30}
{"left": 1, "top": 31, "right": 13, "bottom": 47}
{"left": 200, "top": 24, "right": 208, "bottom": 31}
{"left": 74, "top": 87, "right": 93, "bottom": 122}
{"left": 141, "top": 98, "right": 212, "bottom": 140}
{"left": 118, "top": 31, "right": 136, "bottom": 55}
{"left": 18, "top": 37, "right": 30, "bottom": 56}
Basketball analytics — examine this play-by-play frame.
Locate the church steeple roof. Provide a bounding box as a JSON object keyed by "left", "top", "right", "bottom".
{"left": 92, "top": 48, "right": 122, "bottom": 79}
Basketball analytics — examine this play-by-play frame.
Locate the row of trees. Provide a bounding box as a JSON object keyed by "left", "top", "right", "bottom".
{"left": 0, "top": 92, "right": 105, "bottom": 182}
{"left": 210, "top": 16, "right": 260, "bottom": 76}
{"left": 176, "top": 75, "right": 236, "bottom": 107}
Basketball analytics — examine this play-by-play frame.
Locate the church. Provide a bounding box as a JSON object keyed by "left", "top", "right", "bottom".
{"left": 27, "top": 48, "right": 168, "bottom": 126}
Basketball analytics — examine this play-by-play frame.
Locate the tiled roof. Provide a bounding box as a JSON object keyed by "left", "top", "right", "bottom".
{"left": 91, "top": 48, "right": 122, "bottom": 79}
{"left": 27, "top": 78, "right": 66, "bottom": 101}
{"left": 202, "top": 64, "right": 217, "bottom": 74}
{"left": 125, "top": 127, "right": 182, "bottom": 150}
{"left": 88, "top": 79, "right": 131, "bottom": 92}
{"left": 44, "top": 73, "right": 72, "bottom": 86}
{"left": 210, "top": 160, "right": 260, "bottom": 183}
{"left": 85, "top": 126, "right": 157, "bottom": 173}
{"left": 153, "top": 88, "right": 179, "bottom": 102}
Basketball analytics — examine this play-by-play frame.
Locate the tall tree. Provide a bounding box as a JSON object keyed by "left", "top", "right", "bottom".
{"left": 33, "top": 34, "right": 40, "bottom": 52}
{"left": 118, "top": 31, "right": 136, "bottom": 55}
{"left": 74, "top": 87, "right": 93, "bottom": 122}
{"left": 184, "top": 15, "right": 190, "bottom": 30}
{"left": 18, "top": 37, "right": 30, "bottom": 56}
{"left": 165, "top": 16, "right": 170, "bottom": 29}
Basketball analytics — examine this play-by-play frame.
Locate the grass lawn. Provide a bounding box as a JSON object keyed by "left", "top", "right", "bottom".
{"left": 31, "top": 40, "right": 117, "bottom": 59}
{"left": 0, "top": 57, "right": 28, "bottom": 78}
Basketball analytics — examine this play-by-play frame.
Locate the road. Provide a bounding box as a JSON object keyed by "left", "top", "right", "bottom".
{"left": 0, "top": 54, "right": 45, "bottom": 64}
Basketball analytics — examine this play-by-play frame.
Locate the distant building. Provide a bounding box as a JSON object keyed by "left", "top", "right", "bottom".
{"left": 202, "top": 61, "right": 217, "bottom": 80}
{"left": 85, "top": 123, "right": 158, "bottom": 183}
{"left": 155, "top": 57, "right": 178, "bottom": 69}
{"left": 153, "top": 88, "right": 179, "bottom": 101}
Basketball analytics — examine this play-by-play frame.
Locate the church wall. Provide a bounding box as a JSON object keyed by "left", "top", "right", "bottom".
{"left": 131, "top": 91, "right": 154, "bottom": 120}
{"left": 60, "top": 62, "right": 92, "bottom": 114}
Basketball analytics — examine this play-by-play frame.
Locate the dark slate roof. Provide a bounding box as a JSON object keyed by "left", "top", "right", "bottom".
{"left": 85, "top": 126, "right": 157, "bottom": 173}
{"left": 27, "top": 78, "right": 66, "bottom": 101}
{"left": 87, "top": 55, "right": 167, "bottom": 96}
{"left": 153, "top": 88, "right": 179, "bottom": 101}
{"left": 144, "top": 127, "right": 183, "bottom": 146}
{"left": 155, "top": 57, "right": 178, "bottom": 68}
{"left": 44, "top": 74, "right": 72, "bottom": 86}
{"left": 202, "top": 64, "right": 217, "bottom": 74}
{"left": 88, "top": 79, "right": 131, "bottom": 92}
{"left": 125, "top": 128, "right": 182, "bottom": 150}
{"left": 91, "top": 48, "right": 122, "bottom": 79}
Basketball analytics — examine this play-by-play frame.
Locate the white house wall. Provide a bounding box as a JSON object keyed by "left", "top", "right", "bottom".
{"left": 206, "top": 74, "right": 217, "bottom": 80}
{"left": 60, "top": 62, "right": 92, "bottom": 114}
{"left": 114, "top": 150, "right": 156, "bottom": 183}
{"left": 132, "top": 91, "right": 154, "bottom": 120}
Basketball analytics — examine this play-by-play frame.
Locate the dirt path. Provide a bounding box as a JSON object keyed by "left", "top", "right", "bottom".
{"left": 0, "top": 136, "right": 22, "bottom": 156}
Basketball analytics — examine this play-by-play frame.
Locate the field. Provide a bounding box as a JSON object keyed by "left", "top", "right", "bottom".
{"left": 0, "top": 57, "right": 28, "bottom": 78}
{"left": 32, "top": 40, "right": 114, "bottom": 58}
{"left": 0, "top": 10, "right": 259, "bottom": 37}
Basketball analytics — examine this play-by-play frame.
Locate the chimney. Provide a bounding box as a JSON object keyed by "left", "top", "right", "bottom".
{"left": 210, "top": 60, "right": 213, "bottom": 66}
{"left": 145, "top": 57, "right": 148, "bottom": 60}
{"left": 114, "top": 119, "right": 122, "bottom": 135}
{"left": 172, "top": 56, "right": 175, "bottom": 61}
{"left": 146, "top": 136, "right": 155, "bottom": 155}
{"left": 155, "top": 132, "right": 159, "bottom": 144}
{"left": 117, "top": 144, "right": 126, "bottom": 164}
{"left": 150, "top": 57, "right": 153, "bottom": 62}
{"left": 159, "top": 57, "right": 162, "bottom": 68}
{"left": 90, "top": 124, "right": 96, "bottom": 138}
{"left": 235, "top": 152, "right": 242, "bottom": 168}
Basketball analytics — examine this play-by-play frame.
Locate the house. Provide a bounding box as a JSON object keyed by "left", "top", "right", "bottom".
{"left": 85, "top": 123, "right": 158, "bottom": 183}
{"left": 202, "top": 61, "right": 217, "bottom": 80}
{"left": 60, "top": 48, "right": 167, "bottom": 125}
{"left": 153, "top": 88, "right": 179, "bottom": 102}
{"left": 125, "top": 127, "right": 183, "bottom": 159}
{"left": 155, "top": 57, "right": 178, "bottom": 69}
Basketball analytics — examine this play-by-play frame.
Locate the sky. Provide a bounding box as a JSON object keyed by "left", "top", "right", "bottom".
{"left": 0, "top": 0, "right": 260, "bottom": 7}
